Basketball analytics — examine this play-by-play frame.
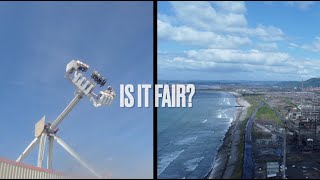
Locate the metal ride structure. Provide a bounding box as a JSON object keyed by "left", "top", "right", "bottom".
{"left": 16, "top": 60, "right": 116, "bottom": 178}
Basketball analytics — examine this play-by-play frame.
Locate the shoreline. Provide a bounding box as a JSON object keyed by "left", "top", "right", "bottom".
{"left": 207, "top": 92, "right": 250, "bottom": 179}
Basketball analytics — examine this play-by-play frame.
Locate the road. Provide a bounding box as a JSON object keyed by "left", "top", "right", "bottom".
{"left": 242, "top": 101, "right": 264, "bottom": 179}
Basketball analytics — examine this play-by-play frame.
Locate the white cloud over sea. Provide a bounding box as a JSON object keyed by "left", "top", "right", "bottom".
{"left": 158, "top": 1, "right": 320, "bottom": 81}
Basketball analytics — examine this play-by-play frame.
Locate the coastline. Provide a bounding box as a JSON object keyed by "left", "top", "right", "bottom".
{"left": 207, "top": 91, "right": 250, "bottom": 179}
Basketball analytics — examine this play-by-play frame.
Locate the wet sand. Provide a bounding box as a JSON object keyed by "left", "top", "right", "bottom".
{"left": 207, "top": 92, "right": 250, "bottom": 179}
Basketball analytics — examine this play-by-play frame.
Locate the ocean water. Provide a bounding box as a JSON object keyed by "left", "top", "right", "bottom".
{"left": 157, "top": 91, "right": 238, "bottom": 179}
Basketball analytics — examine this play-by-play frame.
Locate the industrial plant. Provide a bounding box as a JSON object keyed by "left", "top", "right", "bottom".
{"left": 196, "top": 78, "right": 320, "bottom": 179}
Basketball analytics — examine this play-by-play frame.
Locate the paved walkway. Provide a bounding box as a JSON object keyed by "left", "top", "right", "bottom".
{"left": 242, "top": 101, "right": 264, "bottom": 179}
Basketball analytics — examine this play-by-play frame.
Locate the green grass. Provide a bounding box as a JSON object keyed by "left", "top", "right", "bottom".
{"left": 230, "top": 94, "right": 262, "bottom": 179}
{"left": 286, "top": 98, "right": 298, "bottom": 108}
{"left": 230, "top": 94, "right": 284, "bottom": 178}
{"left": 256, "top": 105, "right": 284, "bottom": 127}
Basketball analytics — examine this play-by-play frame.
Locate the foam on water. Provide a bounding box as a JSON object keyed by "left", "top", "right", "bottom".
{"left": 223, "top": 113, "right": 228, "bottom": 118}
{"left": 158, "top": 91, "right": 238, "bottom": 178}
{"left": 229, "top": 117, "right": 234, "bottom": 122}
{"left": 226, "top": 98, "right": 231, "bottom": 105}
{"left": 174, "top": 136, "right": 198, "bottom": 146}
{"left": 158, "top": 150, "right": 185, "bottom": 176}
{"left": 216, "top": 113, "right": 222, "bottom": 118}
{"left": 184, "top": 157, "right": 205, "bottom": 172}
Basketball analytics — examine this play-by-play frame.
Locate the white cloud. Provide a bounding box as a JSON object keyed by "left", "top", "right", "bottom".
{"left": 158, "top": 51, "right": 320, "bottom": 78}
{"left": 287, "top": 1, "right": 315, "bottom": 10}
{"left": 158, "top": 54, "right": 297, "bottom": 74}
{"left": 251, "top": 25, "right": 284, "bottom": 41}
{"left": 256, "top": 42, "right": 278, "bottom": 51}
{"left": 158, "top": 1, "right": 285, "bottom": 48}
{"left": 185, "top": 48, "right": 289, "bottom": 66}
{"left": 169, "top": 1, "right": 247, "bottom": 31}
{"left": 289, "top": 42, "right": 299, "bottom": 48}
{"left": 225, "top": 24, "right": 285, "bottom": 41}
{"left": 212, "top": 1, "right": 247, "bottom": 13}
{"left": 301, "top": 36, "right": 320, "bottom": 52}
{"left": 158, "top": 47, "right": 320, "bottom": 78}
{"left": 158, "top": 1, "right": 320, "bottom": 80}
{"left": 158, "top": 20, "right": 251, "bottom": 48}
{"left": 264, "top": 1, "right": 274, "bottom": 5}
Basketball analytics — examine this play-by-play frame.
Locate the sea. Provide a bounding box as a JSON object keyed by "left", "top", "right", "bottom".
{"left": 157, "top": 90, "right": 238, "bottom": 179}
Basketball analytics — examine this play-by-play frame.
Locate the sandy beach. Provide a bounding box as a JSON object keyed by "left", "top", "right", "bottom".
{"left": 207, "top": 92, "right": 250, "bottom": 179}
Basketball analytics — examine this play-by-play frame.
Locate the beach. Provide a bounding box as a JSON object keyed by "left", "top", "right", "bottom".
{"left": 207, "top": 92, "right": 250, "bottom": 179}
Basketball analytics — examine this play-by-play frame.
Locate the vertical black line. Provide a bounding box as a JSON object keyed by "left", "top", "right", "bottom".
{"left": 153, "top": 0, "right": 158, "bottom": 179}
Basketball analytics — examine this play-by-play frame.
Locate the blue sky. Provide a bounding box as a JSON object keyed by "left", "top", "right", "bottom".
{"left": 158, "top": 1, "right": 320, "bottom": 81}
{"left": 0, "top": 2, "right": 153, "bottom": 178}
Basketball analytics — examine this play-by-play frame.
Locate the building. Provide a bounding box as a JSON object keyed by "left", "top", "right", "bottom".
{"left": 266, "top": 162, "right": 280, "bottom": 178}
{"left": 300, "top": 105, "right": 320, "bottom": 122}
{"left": 288, "top": 108, "right": 301, "bottom": 123}
{"left": 296, "top": 104, "right": 320, "bottom": 151}
{"left": 0, "top": 157, "right": 73, "bottom": 179}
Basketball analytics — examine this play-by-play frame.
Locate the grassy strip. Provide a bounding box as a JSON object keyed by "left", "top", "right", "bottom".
{"left": 286, "top": 98, "right": 298, "bottom": 109}
{"left": 256, "top": 105, "right": 284, "bottom": 127}
{"left": 230, "top": 94, "right": 261, "bottom": 179}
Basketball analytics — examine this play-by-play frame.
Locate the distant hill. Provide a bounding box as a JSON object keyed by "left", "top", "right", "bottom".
{"left": 159, "top": 78, "right": 320, "bottom": 88}
{"left": 304, "top": 78, "right": 320, "bottom": 87}
{"left": 276, "top": 78, "right": 320, "bottom": 88}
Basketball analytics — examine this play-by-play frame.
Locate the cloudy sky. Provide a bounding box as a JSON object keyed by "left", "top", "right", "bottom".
{"left": 158, "top": 1, "right": 320, "bottom": 81}
{"left": 0, "top": 2, "right": 152, "bottom": 178}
